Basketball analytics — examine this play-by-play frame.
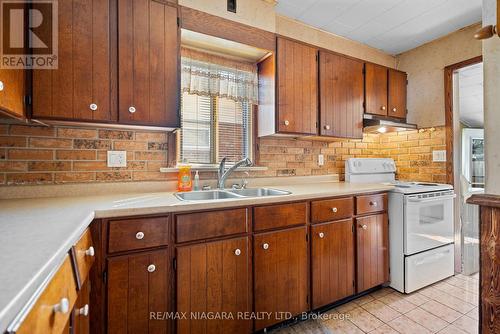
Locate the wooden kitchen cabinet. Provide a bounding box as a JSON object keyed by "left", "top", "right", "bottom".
{"left": 364, "top": 63, "right": 388, "bottom": 117}
{"left": 356, "top": 213, "right": 389, "bottom": 292}
{"left": 253, "top": 226, "right": 308, "bottom": 330}
{"left": 107, "top": 249, "right": 171, "bottom": 334}
{"left": 311, "top": 219, "right": 355, "bottom": 309}
{"left": 72, "top": 279, "right": 90, "bottom": 334}
{"left": 176, "top": 237, "right": 251, "bottom": 334}
{"left": 118, "top": 0, "right": 179, "bottom": 127}
{"left": 0, "top": 69, "right": 26, "bottom": 119}
{"left": 319, "top": 52, "right": 364, "bottom": 138}
{"left": 388, "top": 69, "right": 407, "bottom": 119}
{"left": 276, "top": 37, "right": 318, "bottom": 135}
{"left": 32, "top": 0, "right": 115, "bottom": 122}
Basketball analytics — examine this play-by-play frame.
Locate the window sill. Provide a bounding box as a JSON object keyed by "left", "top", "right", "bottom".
{"left": 159, "top": 165, "right": 268, "bottom": 173}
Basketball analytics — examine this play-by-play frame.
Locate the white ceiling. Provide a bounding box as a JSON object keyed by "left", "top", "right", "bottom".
{"left": 275, "top": 0, "right": 482, "bottom": 55}
{"left": 458, "top": 63, "right": 483, "bottom": 128}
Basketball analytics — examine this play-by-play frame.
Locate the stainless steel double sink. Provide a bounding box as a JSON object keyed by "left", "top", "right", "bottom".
{"left": 174, "top": 188, "right": 291, "bottom": 201}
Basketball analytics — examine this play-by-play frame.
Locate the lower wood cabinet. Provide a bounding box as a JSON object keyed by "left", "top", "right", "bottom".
{"left": 72, "top": 279, "right": 90, "bottom": 334}
{"left": 311, "top": 219, "right": 355, "bottom": 309}
{"left": 176, "top": 237, "right": 251, "bottom": 334}
{"left": 107, "top": 249, "right": 170, "bottom": 334}
{"left": 253, "top": 226, "right": 308, "bottom": 330}
{"left": 356, "top": 214, "right": 389, "bottom": 292}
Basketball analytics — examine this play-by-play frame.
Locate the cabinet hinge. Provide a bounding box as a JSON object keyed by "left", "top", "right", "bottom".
{"left": 24, "top": 95, "right": 32, "bottom": 106}
{"left": 316, "top": 54, "right": 319, "bottom": 62}
{"left": 362, "top": 68, "right": 366, "bottom": 74}
{"left": 362, "top": 101, "right": 366, "bottom": 110}
{"left": 103, "top": 270, "right": 107, "bottom": 285}
{"left": 352, "top": 280, "right": 355, "bottom": 288}
{"left": 173, "top": 258, "right": 177, "bottom": 271}
{"left": 306, "top": 233, "right": 309, "bottom": 242}
{"left": 177, "top": 17, "right": 180, "bottom": 27}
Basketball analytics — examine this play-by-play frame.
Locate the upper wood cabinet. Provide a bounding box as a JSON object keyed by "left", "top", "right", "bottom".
{"left": 388, "top": 69, "right": 407, "bottom": 119}
{"left": 364, "top": 63, "right": 388, "bottom": 117}
{"left": 254, "top": 226, "right": 308, "bottom": 330}
{"left": 32, "top": 0, "right": 115, "bottom": 122}
{"left": 0, "top": 69, "right": 26, "bottom": 119}
{"left": 177, "top": 237, "right": 251, "bottom": 334}
{"left": 311, "top": 219, "right": 355, "bottom": 309}
{"left": 276, "top": 37, "right": 318, "bottom": 135}
{"left": 356, "top": 213, "right": 389, "bottom": 292}
{"left": 118, "top": 0, "right": 179, "bottom": 127}
{"left": 319, "top": 52, "right": 363, "bottom": 138}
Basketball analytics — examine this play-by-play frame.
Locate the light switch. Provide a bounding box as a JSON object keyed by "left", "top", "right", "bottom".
{"left": 107, "top": 151, "right": 127, "bottom": 167}
{"left": 433, "top": 150, "right": 446, "bottom": 162}
{"left": 318, "top": 154, "right": 324, "bottom": 166}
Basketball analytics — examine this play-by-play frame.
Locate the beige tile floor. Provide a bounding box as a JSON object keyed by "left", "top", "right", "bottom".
{"left": 271, "top": 273, "right": 479, "bottom": 334}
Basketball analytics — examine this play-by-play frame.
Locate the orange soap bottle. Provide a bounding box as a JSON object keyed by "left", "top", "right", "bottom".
{"left": 177, "top": 162, "right": 192, "bottom": 192}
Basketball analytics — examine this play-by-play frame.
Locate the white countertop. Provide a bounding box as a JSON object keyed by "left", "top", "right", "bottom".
{"left": 0, "top": 181, "right": 393, "bottom": 332}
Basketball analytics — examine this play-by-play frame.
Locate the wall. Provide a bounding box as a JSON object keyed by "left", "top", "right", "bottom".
{"left": 0, "top": 122, "right": 446, "bottom": 185}
{"left": 483, "top": 0, "right": 500, "bottom": 194}
{"left": 396, "top": 23, "right": 482, "bottom": 128}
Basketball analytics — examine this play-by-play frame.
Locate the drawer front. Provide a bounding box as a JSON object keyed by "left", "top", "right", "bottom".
{"left": 108, "top": 217, "right": 169, "bottom": 254}
{"left": 176, "top": 208, "right": 248, "bottom": 243}
{"left": 356, "top": 193, "right": 387, "bottom": 215}
{"left": 254, "top": 202, "right": 307, "bottom": 231}
{"left": 72, "top": 228, "right": 95, "bottom": 287}
{"left": 17, "top": 255, "right": 77, "bottom": 334}
{"left": 311, "top": 197, "right": 353, "bottom": 223}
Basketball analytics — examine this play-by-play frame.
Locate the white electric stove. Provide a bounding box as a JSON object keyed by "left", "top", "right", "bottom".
{"left": 346, "top": 158, "right": 456, "bottom": 293}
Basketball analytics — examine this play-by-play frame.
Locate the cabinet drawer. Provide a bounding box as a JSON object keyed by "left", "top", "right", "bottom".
{"left": 356, "top": 193, "right": 387, "bottom": 215}
{"left": 254, "top": 202, "right": 307, "bottom": 231}
{"left": 17, "top": 255, "right": 77, "bottom": 334}
{"left": 108, "top": 217, "right": 169, "bottom": 253}
{"left": 311, "top": 197, "right": 353, "bottom": 223}
{"left": 176, "top": 208, "right": 248, "bottom": 243}
{"left": 72, "top": 228, "right": 95, "bottom": 288}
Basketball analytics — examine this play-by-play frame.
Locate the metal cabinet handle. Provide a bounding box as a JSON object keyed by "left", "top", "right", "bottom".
{"left": 54, "top": 298, "right": 69, "bottom": 314}
{"left": 90, "top": 103, "right": 98, "bottom": 111}
{"left": 147, "top": 264, "right": 156, "bottom": 273}
{"left": 331, "top": 207, "right": 338, "bottom": 213}
{"left": 85, "top": 246, "right": 95, "bottom": 257}
{"left": 262, "top": 243, "right": 269, "bottom": 250}
{"left": 324, "top": 125, "right": 330, "bottom": 130}
{"left": 369, "top": 201, "right": 378, "bottom": 207}
{"left": 78, "top": 304, "right": 89, "bottom": 317}
{"left": 361, "top": 224, "right": 368, "bottom": 230}
{"left": 234, "top": 249, "right": 241, "bottom": 256}
{"left": 318, "top": 232, "right": 325, "bottom": 238}
{"left": 136, "top": 231, "right": 144, "bottom": 240}
{"left": 284, "top": 120, "right": 289, "bottom": 126}
{"left": 0, "top": 81, "right": 5, "bottom": 91}
{"left": 381, "top": 106, "right": 386, "bottom": 111}
{"left": 129, "top": 106, "right": 136, "bottom": 114}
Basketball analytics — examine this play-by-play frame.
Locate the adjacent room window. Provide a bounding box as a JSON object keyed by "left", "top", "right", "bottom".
{"left": 179, "top": 48, "right": 257, "bottom": 165}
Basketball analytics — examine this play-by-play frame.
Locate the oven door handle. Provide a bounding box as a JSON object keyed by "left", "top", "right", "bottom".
{"left": 407, "top": 194, "right": 456, "bottom": 203}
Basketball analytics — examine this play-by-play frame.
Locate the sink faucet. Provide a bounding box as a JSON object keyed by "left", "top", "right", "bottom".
{"left": 217, "top": 157, "right": 252, "bottom": 189}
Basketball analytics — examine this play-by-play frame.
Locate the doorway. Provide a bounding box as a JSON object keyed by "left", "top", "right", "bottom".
{"left": 445, "top": 57, "right": 484, "bottom": 275}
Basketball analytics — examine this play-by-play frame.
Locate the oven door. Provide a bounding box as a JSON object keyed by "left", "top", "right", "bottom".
{"left": 404, "top": 191, "right": 455, "bottom": 255}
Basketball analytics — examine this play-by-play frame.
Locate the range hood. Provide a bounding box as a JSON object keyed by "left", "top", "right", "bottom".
{"left": 363, "top": 114, "right": 417, "bottom": 133}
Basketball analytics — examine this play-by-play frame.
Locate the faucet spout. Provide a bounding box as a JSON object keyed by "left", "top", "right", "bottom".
{"left": 217, "top": 157, "right": 252, "bottom": 190}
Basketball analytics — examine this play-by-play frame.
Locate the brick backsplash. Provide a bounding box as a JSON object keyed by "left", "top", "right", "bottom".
{"left": 0, "top": 122, "right": 447, "bottom": 186}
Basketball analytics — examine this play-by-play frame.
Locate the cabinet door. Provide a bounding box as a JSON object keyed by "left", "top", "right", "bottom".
{"left": 72, "top": 279, "right": 90, "bottom": 334}
{"left": 319, "top": 52, "right": 363, "bottom": 138}
{"left": 32, "top": 0, "right": 114, "bottom": 122}
{"left": 177, "top": 237, "right": 251, "bottom": 334}
{"left": 118, "top": 0, "right": 179, "bottom": 127}
{"left": 356, "top": 214, "right": 389, "bottom": 292}
{"left": 388, "top": 69, "right": 407, "bottom": 119}
{"left": 311, "top": 219, "right": 355, "bottom": 309}
{"left": 107, "top": 249, "right": 170, "bottom": 334}
{"left": 0, "top": 69, "right": 26, "bottom": 119}
{"left": 365, "top": 63, "right": 388, "bottom": 116}
{"left": 277, "top": 37, "right": 318, "bottom": 135}
{"left": 254, "top": 226, "right": 308, "bottom": 330}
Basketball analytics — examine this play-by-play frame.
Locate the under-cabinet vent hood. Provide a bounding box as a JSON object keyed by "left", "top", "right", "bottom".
{"left": 363, "top": 114, "right": 417, "bottom": 134}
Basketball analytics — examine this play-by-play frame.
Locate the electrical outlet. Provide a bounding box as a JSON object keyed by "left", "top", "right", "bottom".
{"left": 318, "top": 154, "right": 324, "bottom": 166}
{"left": 433, "top": 150, "right": 446, "bottom": 162}
{"left": 107, "top": 151, "right": 127, "bottom": 167}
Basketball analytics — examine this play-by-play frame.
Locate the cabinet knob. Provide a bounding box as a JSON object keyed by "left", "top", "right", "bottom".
{"left": 129, "top": 106, "right": 136, "bottom": 114}
{"left": 392, "top": 107, "right": 397, "bottom": 112}
{"left": 262, "top": 243, "right": 269, "bottom": 250}
{"left": 324, "top": 125, "right": 330, "bottom": 130}
{"left": 369, "top": 201, "right": 378, "bottom": 207}
{"left": 0, "top": 81, "right": 4, "bottom": 91}
{"left": 53, "top": 298, "right": 69, "bottom": 314}
{"left": 85, "top": 246, "right": 95, "bottom": 257}
{"left": 318, "top": 232, "right": 325, "bottom": 238}
{"left": 89, "top": 103, "right": 98, "bottom": 111}
{"left": 331, "top": 207, "right": 338, "bottom": 213}
{"left": 234, "top": 248, "right": 241, "bottom": 256}
{"left": 136, "top": 231, "right": 144, "bottom": 240}
{"left": 147, "top": 264, "right": 156, "bottom": 273}
{"left": 78, "top": 304, "right": 89, "bottom": 317}
{"left": 361, "top": 224, "right": 368, "bottom": 230}
{"left": 381, "top": 106, "right": 386, "bottom": 111}
{"left": 284, "top": 120, "right": 289, "bottom": 126}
